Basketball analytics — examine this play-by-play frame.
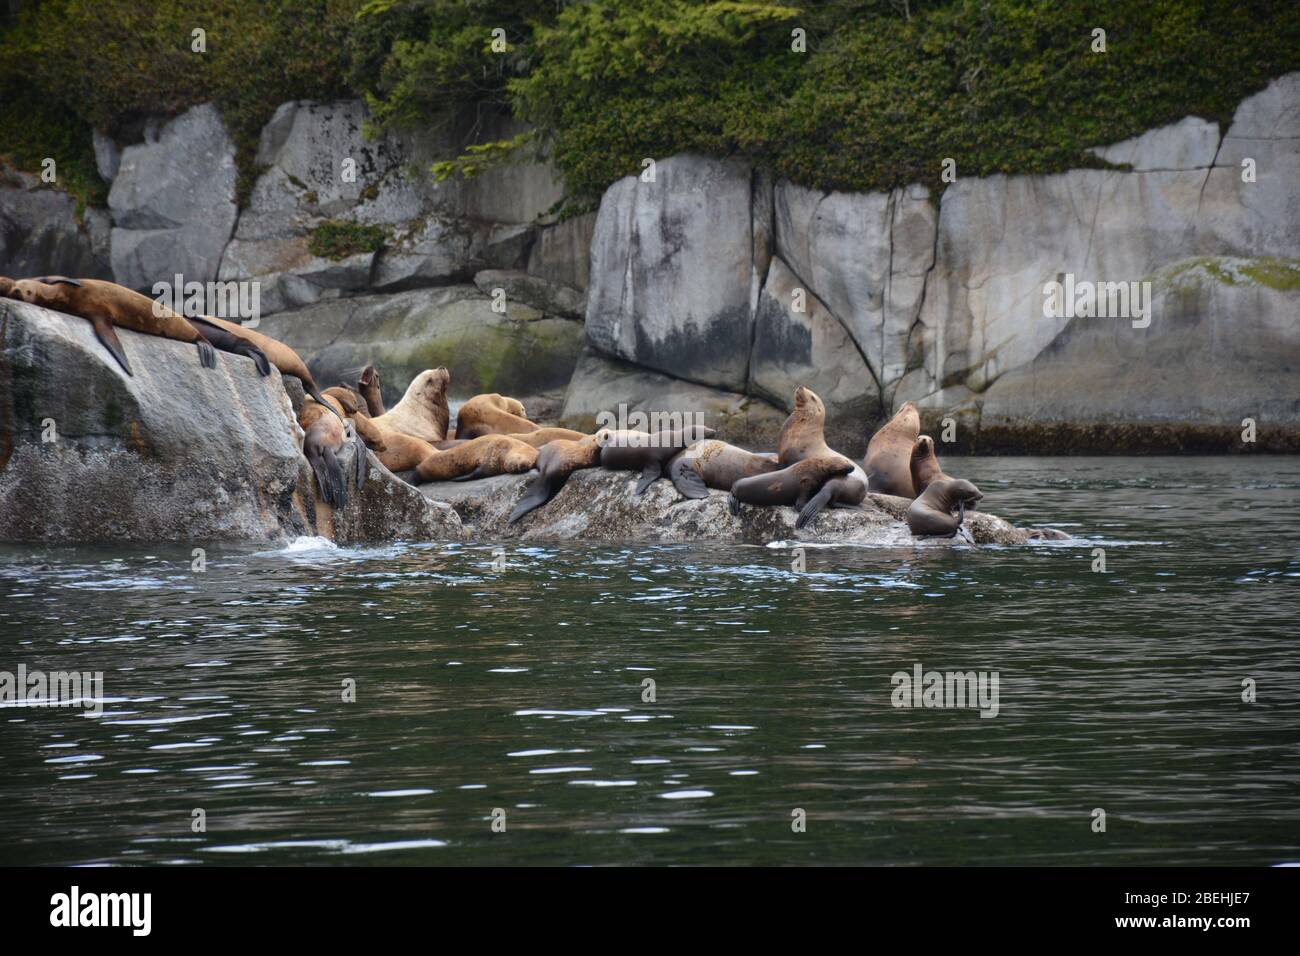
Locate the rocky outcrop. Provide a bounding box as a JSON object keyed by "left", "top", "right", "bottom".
{"left": 584, "top": 156, "right": 763, "bottom": 392}
{"left": 0, "top": 169, "right": 111, "bottom": 280}
{"left": 107, "top": 104, "right": 239, "bottom": 291}
{"left": 0, "top": 299, "right": 462, "bottom": 543}
{"left": 418, "top": 467, "right": 1028, "bottom": 546}
{"left": 255, "top": 286, "right": 585, "bottom": 409}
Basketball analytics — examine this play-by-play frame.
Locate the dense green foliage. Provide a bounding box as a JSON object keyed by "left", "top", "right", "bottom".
{"left": 308, "top": 219, "right": 389, "bottom": 259}
{"left": 2, "top": 0, "right": 1297, "bottom": 212}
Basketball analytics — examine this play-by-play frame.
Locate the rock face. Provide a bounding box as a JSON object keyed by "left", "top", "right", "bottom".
{"left": 107, "top": 104, "right": 239, "bottom": 291}
{"left": 559, "top": 349, "right": 786, "bottom": 450}
{"left": 0, "top": 299, "right": 461, "bottom": 544}
{"left": 0, "top": 170, "right": 111, "bottom": 279}
{"left": 584, "top": 155, "right": 763, "bottom": 392}
{"left": 419, "top": 467, "right": 1028, "bottom": 546}
{"left": 255, "top": 286, "right": 585, "bottom": 408}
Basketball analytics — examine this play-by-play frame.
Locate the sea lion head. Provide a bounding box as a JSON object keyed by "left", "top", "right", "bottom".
{"left": 358, "top": 365, "right": 380, "bottom": 388}
{"left": 10, "top": 278, "right": 67, "bottom": 308}
{"left": 911, "top": 435, "right": 935, "bottom": 461}
{"left": 894, "top": 401, "right": 921, "bottom": 434}
{"left": 0, "top": 277, "right": 14, "bottom": 298}
{"left": 793, "top": 385, "right": 824, "bottom": 415}
{"left": 946, "top": 478, "right": 984, "bottom": 505}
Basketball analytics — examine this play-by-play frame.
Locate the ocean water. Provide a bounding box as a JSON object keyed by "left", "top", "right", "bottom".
{"left": 1, "top": 456, "right": 1297, "bottom": 866}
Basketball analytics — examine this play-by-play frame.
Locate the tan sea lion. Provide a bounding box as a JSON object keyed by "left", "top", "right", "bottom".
{"left": 728, "top": 457, "right": 855, "bottom": 515}
{"left": 777, "top": 385, "right": 838, "bottom": 465}
{"left": 369, "top": 368, "right": 451, "bottom": 443}
{"left": 454, "top": 393, "right": 539, "bottom": 438}
{"left": 188, "top": 314, "right": 339, "bottom": 414}
{"left": 667, "top": 440, "right": 779, "bottom": 499}
{"left": 357, "top": 365, "right": 385, "bottom": 416}
{"left": 906, "top": 478, "right": 984, "bottom": 538}
{"left": 865, "top": 401, "right": 921, "bottom": 497}
{"left": 508, "top": 432, "right": 606, "bottom": 524}
{"left": 409, "top": 434, "right": 538, "bottom": 483}
{"left": 600, "top": 424, "right": 717, "bottom": 494}
{"left": 500, "top": 427, "right": 589, "bottom": 448}
{"left": 908, "top": 435, "right": 951, "bottom": 495}
{"left": 5, "top": 276, "right": 218, "bottom": 374}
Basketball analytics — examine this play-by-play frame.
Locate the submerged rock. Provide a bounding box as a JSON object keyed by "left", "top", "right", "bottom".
{"left": 0, "top": 299, "right": 461, "bottom": 544}
{"left": 419, "top": 467, "right": 1030, "bottom": 546}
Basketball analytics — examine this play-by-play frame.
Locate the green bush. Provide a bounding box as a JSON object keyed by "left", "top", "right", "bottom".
{"left": 308, "top": 219, "right": 388, "bottom": 259}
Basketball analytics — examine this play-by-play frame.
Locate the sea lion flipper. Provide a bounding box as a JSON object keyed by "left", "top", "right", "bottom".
{"left": 796, "top": 486, "right": 834, "bottom": 530}
{"left": 727, "top": 493, "right": 741, "bottom": 517}
{"left": 634, "top": 461, "right": 662, "bottom": 495}
{"left": 450, "top": 467, "right": 485, "bottom": 482}
{"left": 89, "top": 316, "right": 133, "bottom": 376}
{"left": 248, "top": 344, "right": 272, "bottom": 376}
{"left": 668, "top": 458, "right": 708, "bottom": 499}
{"left": 196, "top": 337, "right": 217, "bottom": 369}
{"left": 307, "top": 445, "right": 347, "bottom": 509}
{"left": 352, "top": 430, "right": 368, "bottom": 487}
{"left": 35, "top": 276, "right": 82, "bottom": 287}
{"left": 508, "top": 480, "right": 551, "bottom": 524}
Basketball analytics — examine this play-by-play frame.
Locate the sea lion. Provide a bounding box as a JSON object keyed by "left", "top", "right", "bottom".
{"left": 773, "top": 385, "right": 865, "bottom": 524}
{"left": 299, "top": 395, "right": 357, "bottom": 509}
{"left": 5, "top": 276, "right": 217, "bottom": 375}
{"left": 508, "top": 432, "right": 606, "bottom": 524}
{"left": 777, "top": 385, "right": 838, "bottom": 465}
{"left": 600, "top": 425, "right": 717, "bottom": 494}
{"left": 728, "top": 457, "right": 855, "bottom": 515}
{"left": 795, "top": 465, "right": 869, "bottom": 529}
{"left": 409, "top": 434, "right": 538, "bottom": 483}
{"left": 190, "top": 314, "right": 338, "bottom": 415}
{"left": 454, "top": 393, "right": 539, "bottom": 438}
{"left": 500, "top": 427, "right": 589, "bottom": 448}
{"left": 906, "top": 478, "right": 984, "bottom": 538}
{"left": 667, "top": 440, "right": 778, "bottom": 499}
{"left": 865, "top": 401, "right": 921, "bottom": 497}
{"left": 357, "top": 365, "right": 385, "bottom": 416}
{"left": 369, "top": 368, "right": 451, "bottom": 443}
{"left": 1026, "top": 527, "right": 1072, "bottom": 541}
{"left": 908, "top": 434, "right": 951, "bottom": 495}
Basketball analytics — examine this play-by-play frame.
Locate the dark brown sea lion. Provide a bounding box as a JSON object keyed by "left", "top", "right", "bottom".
{"left": 906, "top": 478, "right": 984, "bottom": 538}
{"left": 728, "top": 457, "right": 855, "bottom": 515}
{"left": 795, "top": 464, "right": 869, "bottom": 529}
{"left": 5, "top": 276, "right": 217, "bottom": 374}
{"left": 508, "top": 432, "right": 606, "bottom": 524}
{"left": 908, "top": 435, "right": 951, "bottom": 495}
{"left": 600, "top": 425, "right": 717, "bottom": 494}
{"left": 454, "top": 393, "right": 539, "bottom": 438}
{"left": 370, "top": 368, "right": 450, "bottom": 443}
{"left": 409, "top": 434, "right": 538, "bottom": 483}
{"left": 357, "top": 365, "right": 386, "bottom": 416}
{"left": 865, "top": 401, "right": 921, "bottom": 497}
{"left": 667, "top": 440, "right": 778, "bottom": 499}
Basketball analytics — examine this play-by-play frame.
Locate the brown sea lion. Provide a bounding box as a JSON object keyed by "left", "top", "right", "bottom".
{"left": 600, "top": 424, "right": 717, "bottom": 494}
{"left": 1026, "top": 527, "right": 1072, "bottom": 541}
{"left": 728, "top": 457, "right": 855, "bottom": 515}
{"left": 508, "top": 432, "right": 606, "bottom": 524}
{"left": 774, "top": 385, "right": 866, "bottom": 524}
{"left": 0, "top": 277, "right": 13, "bottom": 297}
{"left": 865, "top": 401, "right": 921, "bottom": 497}
{"left": 454, "top": 393, "right": 539, "bottom": 438}
{"left": 908, "top": 435, "right": 951, "bottom": 495}
{"left": 906, "top": 478, "right": 984, "bottom": 538}
{"left": 409, "top": 434, "right": 538, "bottom": 483}
{"left": 5, "top": 276, "right": 217, "bottom": 374}
{"left": 777, "top": 385, "right": 838, "bottom": 465}
{"left": 500, "top": 427, "right": 589, "bottom": 448}
{"left": 357, "top": 365, "right": 385, "bottom": 416}
{"left": 190, "top": 314, "right": 340, "bottom": 415}
{"left": 667, "top": 440, "right": 778, "bottom": 499}
{"left": 369, "top": 368, "right": 451, "bottom": 443}
{"left": 299, "top": 395, "right": 355, "bottom": 509}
